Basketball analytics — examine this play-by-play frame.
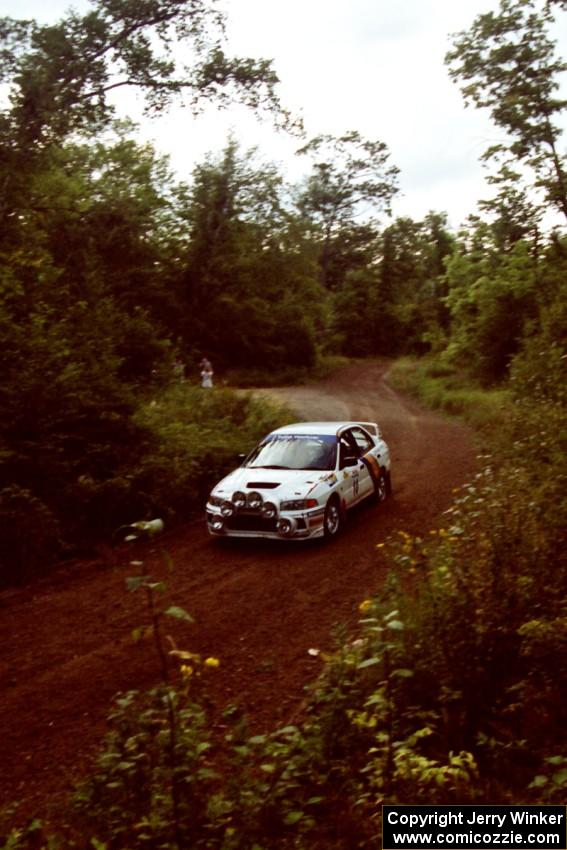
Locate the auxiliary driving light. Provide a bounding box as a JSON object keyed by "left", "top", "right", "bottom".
{"left": 277, "top": 517, "right": 297, "bottom": 537}
{"left": 221, "top": 501, "right": 235, "bottom": 517}
{"left": 232, "top": 491, "right": 246, "bottom": 509}
{"left": 211, "top": 517, "right": 225, "bottom": 532}
{"left": 261, "top": 501, "right": 277, "bottom": 519}
{"left": 247, "top": 490, "right": 263, "bottom": 510}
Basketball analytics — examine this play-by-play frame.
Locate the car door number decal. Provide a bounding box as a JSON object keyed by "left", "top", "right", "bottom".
{"left": 352, "top": 469, "right": 359, "bottom": 498}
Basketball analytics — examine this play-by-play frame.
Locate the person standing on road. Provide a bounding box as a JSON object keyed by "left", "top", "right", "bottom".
{"left": 200, "top": 356, "right": 214, "bottom": 388}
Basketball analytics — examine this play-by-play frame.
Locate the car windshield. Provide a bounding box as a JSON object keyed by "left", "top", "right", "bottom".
{"left": 245, "top": 434, "right": 337, "bottom": 471}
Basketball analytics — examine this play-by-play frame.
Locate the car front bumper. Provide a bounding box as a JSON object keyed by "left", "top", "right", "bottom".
{"left": 206, "top": 504, "right": 326, "bottom": 540}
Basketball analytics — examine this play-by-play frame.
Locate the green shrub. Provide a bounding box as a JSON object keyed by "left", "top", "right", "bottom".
{"left": 303, "top": 601, "right": 480, "bottom": 815}
{"left": 75, "top": 686, "right": 217, "bottom": 849}
{"left": 365, "top": 456, "right": 566, "bottom": 798}
{"left": 0, "top": 382, "right": 292, "bottom": 584}
{"left": 71, "top": 475, "right": 151, "bottom": 540}
{"left": 132, "top": 385, "right": 293, "bottom": 522}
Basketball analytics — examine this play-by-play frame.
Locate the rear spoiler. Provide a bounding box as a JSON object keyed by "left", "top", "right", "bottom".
{"left": 357, "top": 421, "right": 382, "bottom": 439}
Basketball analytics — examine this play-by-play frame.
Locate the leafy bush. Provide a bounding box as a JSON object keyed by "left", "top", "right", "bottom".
{"left": 132, "top": 384, "right": 293, "bottom": 521}
{"left": 75, "top": 686, "right": 217, "bottom": 849}
{"left": 393, "top": 466, "right": 564, "bottom": 793}
{"left": 0, "top": 380, "right": 292, "bottom": 585}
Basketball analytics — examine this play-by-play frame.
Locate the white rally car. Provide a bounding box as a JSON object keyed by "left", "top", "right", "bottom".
{"left": 206, "top": 421, "right": 391, "bottom": 541}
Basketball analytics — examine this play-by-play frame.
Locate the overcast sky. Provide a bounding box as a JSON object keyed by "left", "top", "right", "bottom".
{"left": 3, "top": 0, "right": 566, "bottom": 229}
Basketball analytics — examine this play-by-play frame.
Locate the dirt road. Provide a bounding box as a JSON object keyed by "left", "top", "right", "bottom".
{"left": 0, "top": 361, "right": 477, "bottom": 824}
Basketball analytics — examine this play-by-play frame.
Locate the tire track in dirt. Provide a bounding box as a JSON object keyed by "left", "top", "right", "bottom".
{"left": 0, "top": 360, "right": 478, "bottom": 826}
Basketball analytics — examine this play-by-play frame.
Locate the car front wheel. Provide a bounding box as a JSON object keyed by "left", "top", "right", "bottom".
{"left": 323, "top": 496, "right": 342, "bottom": 539}
{"left": 374, "top": 472, "right": 387, "bottom": 502}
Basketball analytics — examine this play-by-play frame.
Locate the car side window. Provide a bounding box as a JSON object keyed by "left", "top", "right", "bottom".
{"left": 339, "top": 431, "right": 359, "bottom": 467}
{"left": 349, "top": 427, "right": 373, "bottom": 454}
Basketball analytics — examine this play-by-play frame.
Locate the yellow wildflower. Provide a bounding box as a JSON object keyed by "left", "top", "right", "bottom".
{"left": 180, "top": 664, "right": 193, "bottom": 678}
{"left": 204, "top": 656, "right": 220, "bottom": 668}
{"left": 359, "top": 599, "right": 373, "bottom": 613}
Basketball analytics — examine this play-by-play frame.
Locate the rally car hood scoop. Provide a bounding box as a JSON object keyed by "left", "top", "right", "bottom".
{"left": 215, "top": 467, "right": 326, "bottom": 497}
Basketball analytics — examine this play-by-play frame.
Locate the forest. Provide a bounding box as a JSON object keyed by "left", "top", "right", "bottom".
{"left": 0, "top": 0, "right": 566, "bottom": 846}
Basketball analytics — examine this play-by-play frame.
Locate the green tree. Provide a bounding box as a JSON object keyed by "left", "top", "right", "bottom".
{"left": 0, "top": 0, "right": 291, "bottom": 277}
{"left": 330, "top": 213, "right": 454, "bottom": 357}
{"left": 318, "top": 221, "right": 380, "bottom": 292}
{"left": 1, "top": 0, "right": 283, "bottom": 147}
{"left": 446, "top": 0, "right": 567, "bottom": 221}
{"left": 295, "top": 131, "right": 399, "bottom": 289}
{"left": 0, "top": 0, "right": 298, "bottom": 576}
{"left": 180, "top": 138, "right": 324, "bottom": 368}
{"left": 331, "top": 266, "right": 383, "bottom": 356}
{"left": 477, "top": 164, "right": 544, "bottom": 251}
{"left": 510, "top": 234, "right": 567, "bottom": 405}
{"left": 444, "top": 235, "right": 538, "bottom": 382}
{"left": 379, "top": 214, "right": 454, "bottom": 352}
{"left": 63, "top": 129, "right": 183, "bottom": 345}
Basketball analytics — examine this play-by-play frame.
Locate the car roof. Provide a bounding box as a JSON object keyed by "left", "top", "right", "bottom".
{"left": 270, "top": 421, "right": 375, "bottom": 438}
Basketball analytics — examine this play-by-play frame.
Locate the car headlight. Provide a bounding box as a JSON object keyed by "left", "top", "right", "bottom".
{"left": 232, "top": 491, "right": 246, "bottom": 509}
{"left": 209, "top": 495, "right": 223, "bottom": 507}
{"left": 261, "top": 501, "right": 277, "bottom": 519}
{"left": 221, "top": 501, "right": 235, "bottom": 517}
{"left": 280, "top": 498, "right": 318, "bottom": 511}
{"left": 247, "top": 491, "right": 263, "bottom": 509}
{"left": 211, "top": 516, "right": 225, "bottom": 532}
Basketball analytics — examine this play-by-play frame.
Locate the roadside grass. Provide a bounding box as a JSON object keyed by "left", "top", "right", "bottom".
{"left": 387, "top": 356, "right": 512, "bottom": 435}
